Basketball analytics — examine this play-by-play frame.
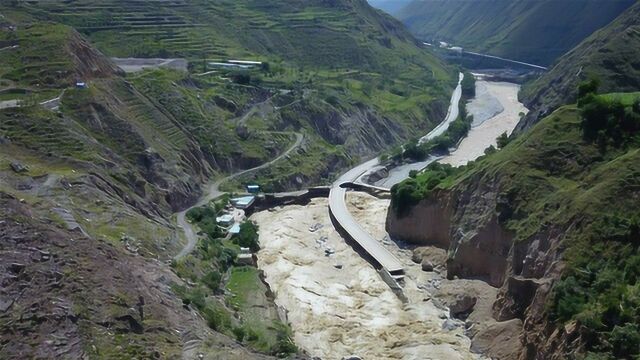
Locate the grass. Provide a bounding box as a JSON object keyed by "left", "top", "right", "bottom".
{"left": 175, "top": 201, "right": 296, "bottom": 356}
{"left": 391, "top": 92, "right": 640, "bottom": 359}
{"left": 398, "top": 0, "right": 635, "bottom": 66}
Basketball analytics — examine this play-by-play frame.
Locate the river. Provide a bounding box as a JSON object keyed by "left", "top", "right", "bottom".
{"left": 250, "top": 74, "right": 528, "bottom": 359}
{"left": 375, "top": 76, "right": 527, "bottom": 187}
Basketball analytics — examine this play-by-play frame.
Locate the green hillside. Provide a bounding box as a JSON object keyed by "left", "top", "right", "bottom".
{"left": 368, "top": 0, "right": 412, "bottom": 15}
{"left": 397, "top": 0, "right": 635, "bottom": 66}
{"left": 519, "top": 0, "right": 640, "bottom": 130}
{"left": 389, "top": 90, "right": 640, "bottom": 358}
{"left": 0, "top": 1, "right": 456, "bottom": 357}
{"left": 15, "top": 0, "right": 439, "bottom": 73}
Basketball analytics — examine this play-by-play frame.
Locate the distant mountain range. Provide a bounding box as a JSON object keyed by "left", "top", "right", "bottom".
{"left": 396, "top": 0, "right": 636, "bottom": 66}
{"left": 368, "top": 0, "right": 412, "bottom": 15}
{"left": 519, "top": 0, "right": 640, "bottom": 129}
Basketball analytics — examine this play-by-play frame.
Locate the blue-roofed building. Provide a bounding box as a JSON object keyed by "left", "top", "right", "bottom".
{"left": 246, "top": 185, "right": 260, "bottom": 193}
{"left": 229, "top": 223, "right": 241, "bottom": 235}
{"left": 231, "top": 196, "right": 255, "bottom": 209}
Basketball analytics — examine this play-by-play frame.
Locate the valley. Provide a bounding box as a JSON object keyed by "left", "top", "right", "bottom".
{"left": 1, "top": 0, "right": 640, "bottom": 359}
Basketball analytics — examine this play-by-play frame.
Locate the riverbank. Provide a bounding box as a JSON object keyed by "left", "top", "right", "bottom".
{"left": 251, "top": 198, "right": 481, "bottom": 360}
{"left": 370, "top": 77, "right": 527, "bottom": 187}
{"left": 441, "top": 81, "right": 527, "bottom": 166}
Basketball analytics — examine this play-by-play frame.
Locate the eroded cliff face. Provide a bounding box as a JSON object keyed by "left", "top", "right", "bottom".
{"left": 386, "top": 175, "right": 568, "bottom": 359}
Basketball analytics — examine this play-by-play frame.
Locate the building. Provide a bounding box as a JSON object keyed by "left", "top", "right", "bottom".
{"left": 229, "top": 223, "right": 241, "bottom": 235}
{"left": 209, "top": 62, "right": 253, "bottom": 70}
{"left": 216, "top": 214, "right": 234, "bottom": 226}
{"left": 236, "top": 247, "right": 255, "bottom": 266}
{"left": 228, "top": 60, "right": 262, "bottom": 66}
{"left": 75, "top": 82, "right": 88, "bottom": 88}
{"left": 450, "top": 46, "right": 463, "bottom": 55}
{"left": 246, "top": 185, "right": 260, "bottom": 194}
{"left": 231, "top": 196, "right": 255, "bottom": 209}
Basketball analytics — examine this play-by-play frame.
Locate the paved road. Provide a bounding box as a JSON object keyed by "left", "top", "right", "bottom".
{"left": 464, "top": 51, "right": 547, "bottom": 70}
{"left": 328, "top": 72, "right": 464, "bottom": 275}
{"left": 419, "top": 72, "right": 464, "bottom": 144}
{"left": 174, "top": 132, "right": 303, "bottom": 260}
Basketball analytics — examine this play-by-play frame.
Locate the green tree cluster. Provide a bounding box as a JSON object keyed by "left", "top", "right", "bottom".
{"left": 578, "top": 80, "right": 640, "bottom": 149}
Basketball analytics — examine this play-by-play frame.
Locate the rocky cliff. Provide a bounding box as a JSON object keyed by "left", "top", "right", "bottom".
{"left": 387, "top": 103, "right": 640, "bottom": 359}
{"left": 518, "top": 0, "right": 640, "bottom": 131}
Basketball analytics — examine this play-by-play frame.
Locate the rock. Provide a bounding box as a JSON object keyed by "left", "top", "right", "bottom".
{"left": 10, "top": 161, "right": 28, "bottom": 173}
{"left": 448, "top": 294, "right": 477, "bottom": 319}
{"left": 115, "top": 313, "right": 144, "bottom": 334}
{"left": 235, "top": 125, "right": 250, "bottom": 140}
{"left": 8, "top": 263, "right": 25, "bottom": 274}
{"left": 421, "top": 260, "right": 434, "bottom": 272}
{"left": 471, "top": 319, "right": 523, "bottom": 360}
{"left": 412, "top": 246, "right": 448, "bottom": 267}
{"left": 442, "top": 319, "right": 461, "bottom": 331}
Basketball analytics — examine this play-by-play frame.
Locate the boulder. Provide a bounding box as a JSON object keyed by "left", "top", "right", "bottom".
{"left": 421, "top": 260, "right": 434, "bottom": 272}
{"left": 10, "top": 161, "right": 28, "bottom": 173}
{"left": 448, "top": 294, "right": 477, "bottom": 319}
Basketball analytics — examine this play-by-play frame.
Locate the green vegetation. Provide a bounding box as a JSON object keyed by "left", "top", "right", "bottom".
{"left": 397, "top": 0, "right": 635, "bottom": 66}
{"left": 392, "top": 88, "right": 640, "bottom": 358}
{"left": 176, "top": 198, "right": 296, "bottom": 356}
{"left": 232, "top": 221, "right": 260, "bottom": 252}
{"left": 391, "top": 162, "right": 460, "bottom": 216}
{"left": 461, "top": 71, "right": 476, "bottom": 98}
{"left": 579, "top": 89, "right": 640, "bottom": 149}
{"left": 521, "top": 1, "right": 640, "bottom": 127}
{"left": 387, "top": 92, "right": 474, "bottom": 163}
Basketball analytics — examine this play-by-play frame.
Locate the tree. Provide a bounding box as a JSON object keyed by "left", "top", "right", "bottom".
{"left": 577, "top": 78, "right": 600, "bottom": 103}
{"left": 496, "top": 132, "right": 510, "bottom": 149}
{"left": 234, "top": 221, "right": 260, "bottom": 252}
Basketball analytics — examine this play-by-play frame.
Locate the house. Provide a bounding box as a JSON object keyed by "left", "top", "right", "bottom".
{"left": 246, "top": 185, "right": 260, "bottom": 194}
{"left": 209, "top": 62, "right": 252, "bottom": 70}
{"left": 450, "top": 46, "right": 463, "bottom": 55}
{"left": 231, "top": 196, "right": 255, "bottom": 209}
{"left": 227, "top": 60, "right": 262, "bottom": 66}
{"left": 229, "top": 223, "right": 241, "bottom": 235}
{"left": 216, "top": 214, "right": 234, "bottom": 227}
{"left": 236, "top": 247, "right": 255, "bottom": 266}
{"left": 75, "top": 82, "right": 88, "bottom": 89}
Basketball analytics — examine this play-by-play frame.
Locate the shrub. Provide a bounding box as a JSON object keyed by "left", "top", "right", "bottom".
{"left": 497, "top": 132, "right": 510, "bottom": 149}
{"left": 232, "top": 326, "right": 246, "bottom": 342}
{"left": 202, "top": 270, "right": 222, "bottom": 292}
{"left": 610, "top": 324, "right": 640, "bottom": 358}
{"left": 233, "top": 221, "right": 260, "bottom": 252}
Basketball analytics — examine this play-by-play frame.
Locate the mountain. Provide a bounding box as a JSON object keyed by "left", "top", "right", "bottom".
{"left": 368, "top": 0, "right": 413, "bottom": 15}
{"left": 519, "top": 0, "right": 640, "bottom": 130}
{"left": 0, "top": 1, "right": 454, "bottom": 357}
{"left": 6, "top": 0, "right": 455, "bottom": 190}
{"left": 397, "top": 0, "right": 636, "bottom": 66}
{"left": 387, "top": 92, "right": 640, "bottom": 359}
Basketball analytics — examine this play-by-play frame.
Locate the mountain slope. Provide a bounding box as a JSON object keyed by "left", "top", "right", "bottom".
{"left": 18, "top": 0, "right": 439, "bottom": 73}
{"left": 387, "top": 93, "right": 640, "bottom": 359}
{"left": 519, "top": 0, "right": 640, "bottom": 130}
{"left": 368, "top": 0, "right": 413, "bottom": 15}
{"left": 397, "top": 0, "right": 635, "bottom": 66}
{"left": 1, "top": 1, "right": 456, "bottom": 357}
{"left": 7, "top": 0, "right": 455, "bottom": 191}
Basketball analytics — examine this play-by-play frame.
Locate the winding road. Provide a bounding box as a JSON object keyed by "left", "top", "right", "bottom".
{"left": 174, "top": 132, "right": 303, "bottom": 260}
{"left": 327, "top": 72, "right": 464, "bottom": 275}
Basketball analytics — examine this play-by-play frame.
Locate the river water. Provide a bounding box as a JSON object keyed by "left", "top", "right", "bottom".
{"left": 250, "top": 75, "right": 528, "bottom": 359}
{"left": 375, "top": 77, "right": 527, "bottom": 187}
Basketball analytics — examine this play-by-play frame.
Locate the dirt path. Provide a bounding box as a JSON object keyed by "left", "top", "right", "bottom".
{"left": 174, "top": 132, "right": 303, "bottom": 260}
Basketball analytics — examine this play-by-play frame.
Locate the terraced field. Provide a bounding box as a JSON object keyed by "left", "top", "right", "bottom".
{"left": 18, "top": 0, "right": 421, "bottom": 71}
